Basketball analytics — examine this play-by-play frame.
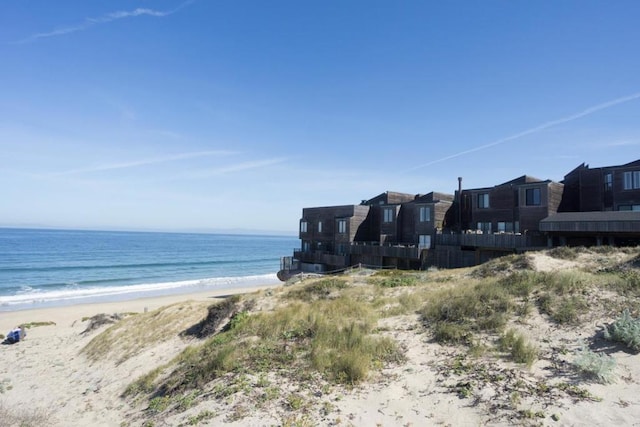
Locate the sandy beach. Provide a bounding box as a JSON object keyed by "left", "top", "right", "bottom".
{"left": 2, "top": 250, "right": 640, "bottom": 427}
{"left": 0, "top": 285, "right": 278, "bottom": 427}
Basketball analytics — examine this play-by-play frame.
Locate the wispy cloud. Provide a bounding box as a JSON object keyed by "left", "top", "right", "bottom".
{"left": 50, "top": 149, "right": 236, "bottom": 177}
{"left": 605, "top": 140, "right": 640, "bottom": 147}
{"left": 407, "top": 92, "right": 640, "bottom": 172}
{"left": 13, "top": 1, "right": 195, "bottom": 44}
{"left": 184, "top": 158, "right": 288, "bottom": 179}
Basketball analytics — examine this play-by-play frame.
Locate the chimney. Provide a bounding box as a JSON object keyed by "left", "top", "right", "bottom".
{"left": 457, "top": 177, "right": 463, "bottom": 233}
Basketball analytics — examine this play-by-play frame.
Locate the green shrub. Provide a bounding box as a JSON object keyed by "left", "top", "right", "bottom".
{"left": 497, "top": 271, "right": 537, "bottom": 297}
{"left": 551, "top": 296, "right": 588, "bottom": 324}
{"left": 286, "top": 278, "right": 348, "bottom": 301}
{"left": 432, "top": 322, "right": 472, "bottom": 344}
{"left": 421, "top": 280, "right": 513, "bottom": 343}
{"left": 548, "top": 246, "right": 580, "bottom": 260}
{"left": 369, "top": 272, "right": 418, "bottom": 288}
{"left": 499, "top": 329, "right": 538, "bottom": 367}
{"left": 604, "top": 309, "right": 640, "bottom": 351}
{"left": 573, "top": 346, "right": 617, "bottom": 384}
{"left": 611, "top": 270, "right": 640, "bottom": 296}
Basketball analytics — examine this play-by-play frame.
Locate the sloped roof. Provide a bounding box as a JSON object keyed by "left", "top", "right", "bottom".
{"left": 414, "top": 191, "right": 454, "bottom": 203}
{"left": 498, "top": 175, "right": 545, "bottom": 186}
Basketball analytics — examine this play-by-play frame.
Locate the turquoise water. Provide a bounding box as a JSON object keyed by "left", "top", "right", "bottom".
{"left": 0, "top": 228, "right": 297, "bottom": 311}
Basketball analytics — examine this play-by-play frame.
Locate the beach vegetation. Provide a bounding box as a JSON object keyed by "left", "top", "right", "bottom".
{"left": 498, "top": 329, "right": 538, "bottom": 367}
{"left": 125, "top": 292, "right": 405, "bottom": 420}
{"left": 573, "top": 346, "right": 617, "bottom": 384}
{"left": 368, "top": 270, "right": 419, "bottom": 288}
{"left": 603, "top": 309, "right": 640, "bottom": 351}
{"left": 21, "top": 321, "right": 56, "bottom": 329}
{"left": 115, "top": 247, "right": 640, "bottom": 423}
{"left": 285, "top": 278, "right": 348, "bottom": 301}
{"left": 420, "top": 279, "right": 513, "bottom": 344}
{"left": 185, "top": 410, "right": 216, "bottom": 426}
{"left": 0, "top": 401, "right": 54, "bottom": 427}
{"left": 471, "top": 253, "right": 533, "bottom": 278}
{"left": 82, "top": 301, "right": 208, "bottom": 364}
{"left": 181, "top": 295, "right": 242, "bottom": 338}
{"left": 548, "top": 246, "right": 581, "bottom": 260}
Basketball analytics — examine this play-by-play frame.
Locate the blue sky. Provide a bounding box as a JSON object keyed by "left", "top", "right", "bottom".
{"left": 1, "top": 1, "right": 639, "bottom": 234}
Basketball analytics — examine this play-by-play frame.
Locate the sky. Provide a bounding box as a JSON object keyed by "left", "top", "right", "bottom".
{"left": 1, "top": 1, "right": 639, "bottom": 234}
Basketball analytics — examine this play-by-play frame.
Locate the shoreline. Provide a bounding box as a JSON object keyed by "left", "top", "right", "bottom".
{"left": 0, "top": 282, "right": 280, "bottom": 333}
{"left": 0, "top": 273, "right": 281, "bottom": 313}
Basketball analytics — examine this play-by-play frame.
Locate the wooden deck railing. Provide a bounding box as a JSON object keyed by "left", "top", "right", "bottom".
{"left": 435, "top": 233, "right": 546, "bottom": 249}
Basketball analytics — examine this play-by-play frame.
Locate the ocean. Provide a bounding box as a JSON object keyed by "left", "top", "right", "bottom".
{"left": 0, "top": 228, "right": 298, "bottom": 311}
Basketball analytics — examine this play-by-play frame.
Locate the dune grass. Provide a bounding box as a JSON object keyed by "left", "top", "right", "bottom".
{"left": 117, "top": 247, "right": 640, "bottom": 423}
{"left": 82, "top": 301, "right": 209, "bottom": 364}
{"left": 126, "top": 292, "right": 405, "bottom": 410}
{"left": 499, "top": 329, "right": 538, "bottom": 367}
{"left": 0, "top": 401, "right": 54, "bottom": 427}
{"left": 420, "top": 279, "right": 514, "bottom": 344}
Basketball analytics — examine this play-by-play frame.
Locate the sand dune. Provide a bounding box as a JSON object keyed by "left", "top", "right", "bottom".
{"left": 2, "top": 249, "right": 640, "bottom": 426}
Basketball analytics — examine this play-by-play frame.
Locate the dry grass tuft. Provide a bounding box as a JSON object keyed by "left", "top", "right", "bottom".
{"left": 82, "top": 301, "right": 208, "bottom": 364}
{"left": 182, "top": 295, "right": 242, "bottom": 338}
{"left": 0, "top": 401, "right": 54, "bottom": 427}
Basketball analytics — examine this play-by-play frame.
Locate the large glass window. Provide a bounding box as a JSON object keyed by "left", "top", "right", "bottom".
{"left": 604, "top": 173, "right": 613, "bottom": 190}
{"left": 419, "top": 206, "right": 431, "bottom": 222}
{"left": 478, "top": 193, "right": 489, "bottom": 208}
{"left": 619, "top": 205, "right": 640, "bottom": 211}
{"left": 477, "top": 222, "right": 492, "bottom": 233}
{"left": 317, "top": 221, "right": 322, "bottom": 233}
{"left": 419, "top": 235, "right": 431, "bottom": 249}
{"left": 338, "top": 219, "right": 347, "bottom": 234}
{"left": 623, "top": 171, "right": 640, "bottom": 189}
{"left": 497, "top": 222, "right": 515, "bottom": 233}
{"left": 525, "top": 188, "right": 541, "bottom": 206}
{"left": 300, "top": 220, "right": 308, "bottom": 233}
{"left": 383, "top": 208, "right": 394, "bottom": 223}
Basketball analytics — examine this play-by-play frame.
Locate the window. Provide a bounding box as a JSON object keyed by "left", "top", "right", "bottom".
{"left": 497, "top": 222, "right": 515, "bottom": 233}
{"left": 317, "top": 221, "right": 322, "bottom": 233}
{"left": 302, "top": 241, "right": 310, "bottom": 252}
{"left": 300, "top": 220, "right": 308, "bottom": 233}
{"left": 419, "top": 235, "right": 432, "bottom": 249}
{"left": 338, "top": 219, "right": 347, "bottom": 234}
{"left": 477, "top": 222, "right": 492, "bottom": 233}
{"left": 619, "top": 205, "right": 640, "bottom": 211}
{"left": 478, "top": 193, "right": 489, "bottom": 208}
{"left": 419, "top": 206, "right": 431, "bottom": 222}
{"left": 383, "top": 208, "right": 394, "bottom": 223}
{"left": 525, "top": 188, "right": 541, "bottom": 206}
{"left": 604, "top": 173, "right": 613, "bottom": 191}
{"left": 623, "top": 171, "right": 640, "bottom": 190}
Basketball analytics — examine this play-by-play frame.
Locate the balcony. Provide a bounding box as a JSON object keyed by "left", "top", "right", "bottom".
{"left": 294, "top": 250, "right": 348, "bottom": 267}
{"left": 349, "top": 242, "right": 421, "bottom": 259}
{"left": 435, "top": 233, "right": 546, "bottom": 249}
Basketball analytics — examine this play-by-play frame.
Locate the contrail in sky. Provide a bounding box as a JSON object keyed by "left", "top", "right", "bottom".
{"left": 13, "top": 0, "right": 196, "bottom": 44}
{"left": 407, "top": 92, "right": 640, "bottom": 172}
{"left": 51, "top": 150, "right": 235, "bottom": 177}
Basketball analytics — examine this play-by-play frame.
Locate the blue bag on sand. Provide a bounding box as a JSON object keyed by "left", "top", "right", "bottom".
{"left": 6, "top": 328, "right": 23, "bottom": 343}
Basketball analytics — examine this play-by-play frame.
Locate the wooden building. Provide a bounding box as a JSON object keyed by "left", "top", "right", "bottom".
{"left": 559, "top": 160, "right": 640, "bottom": 212}
{"left": 284, "top": 191, "right": 453, "bottom": 276}
{"left": 434, "top": 176, "right": 564, "bottom": 268}
{"left": 279, "top": 158, "right": 640, "bottom": 278}
{"left": 543, "top": 159, "right": 640, "bottom": 246}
